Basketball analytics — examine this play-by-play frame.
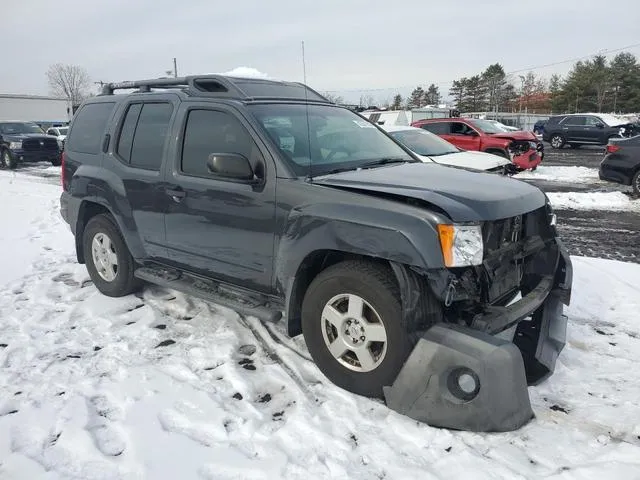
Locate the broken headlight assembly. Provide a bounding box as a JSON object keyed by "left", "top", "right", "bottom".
{"left": 437, "top": 224, "right": 484, "bottom": 267}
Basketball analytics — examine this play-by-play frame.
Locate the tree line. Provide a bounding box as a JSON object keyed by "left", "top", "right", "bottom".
{"left": 47, "top": 52, "right": 640, "bottom": 116}
{"left": 328, "top": 51, "right": 640, "bottom": 115}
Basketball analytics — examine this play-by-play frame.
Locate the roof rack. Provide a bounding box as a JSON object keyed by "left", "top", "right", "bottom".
{"left": 99, "top": 74, "right": 330, "bottom": 103}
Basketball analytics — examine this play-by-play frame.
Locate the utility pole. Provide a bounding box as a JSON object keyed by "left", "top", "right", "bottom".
{"left": 173, "top": 58, "right": 178, "bottom": 78}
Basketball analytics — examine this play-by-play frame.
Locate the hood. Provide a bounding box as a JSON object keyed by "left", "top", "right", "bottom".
{"left": 420, "top": 150, "right": 510, "bottom": 171}
{"left": 2, "top": 133, "right": 52, "bottom": 141}
{"left": 312, "top": 162, "right": 546, "bottom": 222}
{"left": 489, "top": 131, "right": 537, "bottom": 141}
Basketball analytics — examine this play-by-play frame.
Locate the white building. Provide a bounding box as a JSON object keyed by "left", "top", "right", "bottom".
{"left": 0, "top": 94, "right": 70, "bottom": 124}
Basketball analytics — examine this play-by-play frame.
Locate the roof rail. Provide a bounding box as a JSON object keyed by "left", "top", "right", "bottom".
{"left": 99, "top": 74, "right": 330, "bottom": 103}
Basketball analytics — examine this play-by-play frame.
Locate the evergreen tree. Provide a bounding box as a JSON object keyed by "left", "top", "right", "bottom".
{"left": 407, "top": 86, "right": 425, "bottom": 109}
{"left": 423, "top": 84, "right": 441, "bottom": 106}
{"left": 391, "top": 94, "right": 403, "bottom": 110}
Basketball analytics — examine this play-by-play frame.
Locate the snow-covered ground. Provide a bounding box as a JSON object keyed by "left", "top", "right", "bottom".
{"left": 516, "top": 166, "right": 601, "bottom": 183}
{"left": 547, "top": 191, "right": 640, "bottom": 212}
{"left": 1, "top": 169, "right": 640, "bottom": 479}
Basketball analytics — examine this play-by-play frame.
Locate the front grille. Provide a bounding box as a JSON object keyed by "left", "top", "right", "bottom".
{"left": 481, "top": 207, "right": 553, "bottom": 303}
{"left": 22, "top": 138, "right": 59, "bottom": 151}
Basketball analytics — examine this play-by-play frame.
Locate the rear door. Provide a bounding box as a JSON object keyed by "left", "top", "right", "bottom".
{"left": 106, "top": 95, "right": 179, "bottom": 260}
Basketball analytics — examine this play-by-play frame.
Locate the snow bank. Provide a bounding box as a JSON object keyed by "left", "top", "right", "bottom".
{"left": 221, "top": 67, "right": 270, "bottom": 79}
{"left": 547, "top": 191, "right": 640, "bottom": 211}
{"left": 1, "top": 169, "right": 639, "bottom": 479}
{"left": 516, "top": 166, "right": 601, "bottom": 183}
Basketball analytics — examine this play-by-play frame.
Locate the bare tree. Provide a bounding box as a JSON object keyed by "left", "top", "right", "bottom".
{"left": 46, "top": 64, "right": 91, "bottom": 107}
{"left": 322, "top": 92, "right": 344, "bottom": 104}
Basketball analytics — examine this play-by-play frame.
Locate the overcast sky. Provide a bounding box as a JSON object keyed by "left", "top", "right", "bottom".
{"left": 3, "top": 0, "right": 640, "bottom": 103}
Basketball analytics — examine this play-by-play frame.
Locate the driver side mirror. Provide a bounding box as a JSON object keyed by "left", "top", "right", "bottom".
{"left": 466, "top": 130, "right": 479, "bottom": 137}
{"left": 595, "top": 123, "right": 605, "bottom": 129}
{"left": 206, "top": 153, "right": 258, "bottom": 182}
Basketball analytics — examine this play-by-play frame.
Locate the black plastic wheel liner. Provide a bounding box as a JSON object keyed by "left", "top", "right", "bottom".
{"left": 383, "top": 323, "right": 534, "bottom": 432}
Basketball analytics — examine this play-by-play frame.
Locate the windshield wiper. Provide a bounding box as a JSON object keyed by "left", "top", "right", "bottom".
{"left": 358, "top": 157, "right": 411, "bottom": 169}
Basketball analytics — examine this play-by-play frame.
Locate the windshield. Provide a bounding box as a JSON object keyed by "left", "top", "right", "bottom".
{"left": 248, "top": 104, "right": 414, "bottom": 176}
{"left": 388, "top": 129, "right": 459, "bottom": 156}
{"left": 0, "top": 122, "right": 45, "bottom": 135}
{"left": 469, "top": 119, "right": 506, "bottom": 134}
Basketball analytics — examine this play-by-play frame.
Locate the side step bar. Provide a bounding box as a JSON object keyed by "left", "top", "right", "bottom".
{"left": 134, "top": 266, "right": 282, "bottom": 323}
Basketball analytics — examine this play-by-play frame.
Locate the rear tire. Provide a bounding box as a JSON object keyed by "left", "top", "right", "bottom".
{"left": 82, "top": 214, "right": 141, "bottom": 297}
{"left": 632, "top": 170, "right": 640, "bottom": 195}
{"left": 51, "top": 156, "right": 62, "bottom": 167}
{"left": 302, "top": 260, "right": 420, "bottom": 398}
{"left": 550, "top": 134, "right": 565, "bottom": 149}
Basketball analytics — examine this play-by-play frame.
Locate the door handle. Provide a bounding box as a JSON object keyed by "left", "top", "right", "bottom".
{"left": 166, "top": 188, "right": 186, "bottom": 202}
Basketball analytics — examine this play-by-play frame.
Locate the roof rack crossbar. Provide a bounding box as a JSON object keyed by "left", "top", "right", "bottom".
{"left": 102, "top": 77, "right": 189, "bottom": 95}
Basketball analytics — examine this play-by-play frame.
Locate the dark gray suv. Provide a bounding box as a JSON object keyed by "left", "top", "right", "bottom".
{"left": 543, "top": 113, "right": 636, "bottom": 149}
{"left": 59, "top": 74, "right": 572, "bottom": 432}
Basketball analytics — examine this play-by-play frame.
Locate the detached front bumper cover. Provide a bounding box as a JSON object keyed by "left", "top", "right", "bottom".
{"left": 384, "top": 242, "right": 572, "bottom": 432}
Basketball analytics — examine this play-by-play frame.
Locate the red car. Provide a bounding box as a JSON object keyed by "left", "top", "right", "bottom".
{"left": 411, "top": 118, "right": 544, "bottom": 171}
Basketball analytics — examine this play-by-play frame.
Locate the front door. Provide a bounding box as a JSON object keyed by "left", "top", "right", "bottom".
{"left": 446, "top": 121, "right": 481, "bottom": 151}
{"left": 560, "top": 115, "right": 586, "bottom": 142}
{"left": 163, "top": 104, "right": 276, "bottom": 293}
{"left": 584, "top": 116, "right": 605, "bottom": 143}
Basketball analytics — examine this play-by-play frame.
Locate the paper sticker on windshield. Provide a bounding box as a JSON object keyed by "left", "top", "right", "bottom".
{"left": 353, "top": 120, "right": 375, "bottom": 128}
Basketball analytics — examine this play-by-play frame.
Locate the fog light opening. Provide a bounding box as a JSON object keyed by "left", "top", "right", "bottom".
{"left": 448, "top": 367, "right": 480, "bottom": 401}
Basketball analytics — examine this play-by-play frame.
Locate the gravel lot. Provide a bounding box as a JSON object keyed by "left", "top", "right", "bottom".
{"left": 521, "top": 144, "right": 639, "bottom": 263}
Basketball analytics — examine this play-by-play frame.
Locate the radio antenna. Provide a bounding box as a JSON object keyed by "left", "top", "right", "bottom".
{"left": 302, "top": 40, "right": 313, "bottom": 182}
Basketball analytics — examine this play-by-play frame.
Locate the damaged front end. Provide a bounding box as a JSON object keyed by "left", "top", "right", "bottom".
{"left": 507, "top": 139, "right": 544, "bottom": 171}
{"left": 385, "top": 203, "right": 572, "bottom": 432}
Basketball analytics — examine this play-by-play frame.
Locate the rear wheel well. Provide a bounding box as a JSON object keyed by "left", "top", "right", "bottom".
{"left": 286, "top": 251, "right": 391, "bottom": 336}
{"left": 75, "top": 201, "right": 110, "bottom": 264}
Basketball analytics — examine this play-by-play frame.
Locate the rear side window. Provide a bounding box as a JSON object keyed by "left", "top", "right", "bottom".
{"left": 67, "top": 102, "right": 115, "bottom": 154}
{"left": 181, "top": 109, "right": 256, "bottom": 177}
{"left": 420, "top": 122, "right": 450, "bottom": 134}
{"left": 116, "top": 102, "right": 173, "bottom": 171}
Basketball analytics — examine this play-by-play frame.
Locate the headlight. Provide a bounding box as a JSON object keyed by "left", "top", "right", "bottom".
{"left": 437, "top": 224, "right": 484, "bottom": 267}
{"left": 9, "top": 141, "right": 22, "bottom": 149}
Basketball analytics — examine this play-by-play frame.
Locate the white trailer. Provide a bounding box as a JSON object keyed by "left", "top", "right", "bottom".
{"left": 0, "top": 94, "right": 70, "bottom": 124}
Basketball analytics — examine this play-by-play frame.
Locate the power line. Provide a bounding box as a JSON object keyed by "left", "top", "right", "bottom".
{"left": 323, "top": 41, "right": 640, "bottom": 94}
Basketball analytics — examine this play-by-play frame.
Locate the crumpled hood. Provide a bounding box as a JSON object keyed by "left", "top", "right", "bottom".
{"left": 312, "top": 162, "right": 546, "bottom": 222}
{"left": 490, "top": 131, "right": 538, "bottom": 142}
{"left": 422, "top": 150, "right": 510, "bottom": 170}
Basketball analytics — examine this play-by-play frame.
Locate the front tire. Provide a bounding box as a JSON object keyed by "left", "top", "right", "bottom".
{"left": 301, "top": 260, "right": 415, "bottom": 398}
{"left": 1, "top": 150, "right": 17, "bottom": 169}
{"left": 550, "top": 134, "right": 565, "bottom": 149}
{"left": 632, "top": 170, "right": 640, "bottom": 195}
{"left": 82, "top": 214, "right": 141, "bottom": 297}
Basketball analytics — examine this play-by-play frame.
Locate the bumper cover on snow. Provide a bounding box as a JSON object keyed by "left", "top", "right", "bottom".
{"left": 384, "top": 243, "right": 571, "bottom": 432}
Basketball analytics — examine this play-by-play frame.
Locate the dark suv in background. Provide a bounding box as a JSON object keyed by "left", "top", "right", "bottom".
{"left": 59, "top": 74, "right": 572, "bottom": 432}
{"left": 543, "top": 113, "right": 636, "bottom": 149}
{"left": 0, "top": 121, "right": 61, "bottom": 169}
